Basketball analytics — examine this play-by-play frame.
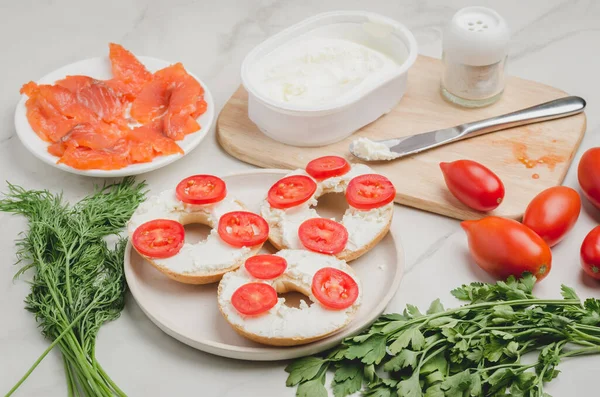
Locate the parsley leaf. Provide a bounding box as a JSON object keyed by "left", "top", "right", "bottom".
{"left": 383, "top": 349, "right": 419, "bottom": 372}
{"left": 389, "top": 328, "right": 426, "bottom": 354}
{"left": 345, "top": 335, "right": 387, "bottom": 365}
{"left": 297, "top": 378, "right": 327, "bottom": 397}
{"left": 285, "top": 357, "right": 327, "bottom": 386}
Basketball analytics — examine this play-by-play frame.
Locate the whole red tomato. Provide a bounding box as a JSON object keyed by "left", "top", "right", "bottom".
{"left": 581, "top": 226, "right": 600, "bottom": 280}
{"left": 578, "top": 147, "right": 600, "bottom": 209}
{"left": 522, "top": 186, "right": 581, "bottom": 247}
{"left": 440, "top": 160, "right": 505, "bottom": 212}
{"left": 461, "top": 216, "right": 552, "bottom": 281}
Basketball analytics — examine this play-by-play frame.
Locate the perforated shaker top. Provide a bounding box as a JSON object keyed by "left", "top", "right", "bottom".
{"left": 443, "top": 6, "right": 510, "bottom": 66}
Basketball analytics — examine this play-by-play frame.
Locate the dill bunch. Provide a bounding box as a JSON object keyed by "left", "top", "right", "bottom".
{"left": 1, "top": 177, "right": 146, "bottom": 397}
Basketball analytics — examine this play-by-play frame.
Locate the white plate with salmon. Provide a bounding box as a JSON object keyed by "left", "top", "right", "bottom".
{"left": 14, "top": 43, "right": 215, "bottom": 177}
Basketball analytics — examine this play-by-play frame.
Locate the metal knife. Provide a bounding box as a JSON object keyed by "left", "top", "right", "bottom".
{"left": 349, "top": 96, "right": 586, "bottom": 161}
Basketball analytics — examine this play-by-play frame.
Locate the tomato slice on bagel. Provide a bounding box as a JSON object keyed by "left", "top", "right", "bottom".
{"left": 298, "top": 218, "right": 348, "bottom": 255}
{"left": 346, "top": 174, "right": 396, "bottom": 210}
{"left": 306, "top": 156, "right": 351, "bottom": 180}
{"left": 267, "top": 175, "right": 317, "bottom": 209}
{"left": 231, "top": 282, "right": 278, "bottom": 316}
{"left": 218, "top": 211, "right": 269, "bottom": 247}
{"left": 312, "top": 267, "right": 359, "bottom": 310}
{"left": 132, "top": 219, "right": 185, "bottom": 258}
{"left": 176, "top": 175, "right": 227, "bottom": 205}
{"left": 245, "top": 255, "right": 287, "bottom": 279}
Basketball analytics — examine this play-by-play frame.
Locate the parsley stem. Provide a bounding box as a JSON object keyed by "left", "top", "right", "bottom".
{"left": 560, "top": 346, "right": 600, "bottom": 358}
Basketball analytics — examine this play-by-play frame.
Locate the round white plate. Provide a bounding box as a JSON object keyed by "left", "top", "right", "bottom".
{"left": 124, "top": 169, "right": 404, "bottom": 361}
{"left": 14, "top": 56, "right": 215, "bottom": 177}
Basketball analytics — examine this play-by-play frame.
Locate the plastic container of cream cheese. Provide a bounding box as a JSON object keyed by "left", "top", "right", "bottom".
{"left": 241, "top": 11, "right": 418, "bottom": 147}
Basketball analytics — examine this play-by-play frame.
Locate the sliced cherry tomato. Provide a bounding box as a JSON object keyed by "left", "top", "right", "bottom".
{"left": 132, "top": 219, "right": 185, "bottom": 259}
{"left": 306, "top": 156, "right": 351, "bottom": 180}
{"left": 267, "top": 175, "right": 317, "bottom": 209}
{"left": 346, "top": 174, "right": 396, "bottom": 210}
{"left": 217, "top": 211, "right": 269, "bottom": 247}
{"left": 461, "top": 216, "right": 552, "bottom": 281}
{"left": 581, "top": 226, "right": 600, "bottom": 280}
{"left": 298, "top": 218, "right": 348, "bottom": 254}
{"left": 231, "top": 282, "right": 278, "bottom": 315}
{"left": 578, "top": 147, "right": 600, "bottom": 209}
{"left": 245, "top": 255, "right": 287, "bottom": 279}
{"left": 176, "top": 174, "right": 226, "bottom": 205}
{"left": 523, "top": 186, "right": 581, "bottom": 247}
{"left": 312, "top": 267, "right": 359, "bottom": 310}
{"left": 440, "top": 160, "right": 505, "bottom": 212}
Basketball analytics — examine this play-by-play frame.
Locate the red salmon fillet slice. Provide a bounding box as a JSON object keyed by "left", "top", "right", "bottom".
{"left": 58, "top": 139, "right": 130, "bottom": 170}
{"left": 108, "top": 43, "right": 152, "bottom": 100}
{"left": 126, "top": 121, "right": 184, "bottom": 163}
{"left": 47, "top": 123, "right": 123, "bottom": 157}
{"left": 21, "top": 82, "right": 98, "bottom": 123}
{"left": 130, "top": 63, "right": 205, "bottom": 140}
{"left": 56, "top": 76, "right": 125, "bottom": 123}
{"left": 21, "top": 82, "right": 81, "bottom": 142}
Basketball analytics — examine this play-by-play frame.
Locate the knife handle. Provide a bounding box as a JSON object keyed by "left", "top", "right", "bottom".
{"left": 458, "top": 96, "right": 586, "bottom": 138}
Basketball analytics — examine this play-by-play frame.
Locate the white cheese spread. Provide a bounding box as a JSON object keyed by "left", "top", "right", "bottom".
{"left": 250, "top": 37, "right": 399, "bottom": 106}
{"left": 351, "top": 137, "right": 400, "bottom": 161}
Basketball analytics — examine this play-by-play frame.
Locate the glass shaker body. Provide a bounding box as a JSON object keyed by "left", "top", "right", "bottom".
{"left": 441, "top": 54, "right": 507, "bottom": 108}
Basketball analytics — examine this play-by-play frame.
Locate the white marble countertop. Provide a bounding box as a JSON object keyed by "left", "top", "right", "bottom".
{"left": 1, "top": 0, "right": 599, "bottom": 396}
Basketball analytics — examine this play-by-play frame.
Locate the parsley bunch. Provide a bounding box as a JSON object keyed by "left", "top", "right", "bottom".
{"left": 1, "top": 178, "right": 146, "bottom": 397}
{"left": 286, "top": 275, "right": 600, "bottom": 397}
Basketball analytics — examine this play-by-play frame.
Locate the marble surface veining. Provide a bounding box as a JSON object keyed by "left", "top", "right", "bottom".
{"left": 1, "top": 0, "right": 600, "bottom": 396}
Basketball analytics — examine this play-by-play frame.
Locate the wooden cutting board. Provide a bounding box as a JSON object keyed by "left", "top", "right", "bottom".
{"left": 216, "top": 55, "right": 586, "bottom": 220}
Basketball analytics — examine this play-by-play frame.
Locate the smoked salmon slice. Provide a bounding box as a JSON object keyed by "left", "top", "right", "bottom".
{"left": 58, "top": 140, "right": 130, "bottom": 170}
{"left": 130, "top": 63, "right": 206, "bottom": 140}
{"left": 47, "top": 123, "right": 123, "bottom": 157}
{"left": 108, "top": 43, "right": 152, "bottom": 100}
{"left": 126, "top": 122, "right": 184, "bottom": 163}
{"left": 56, "top": 76, "right": 125, "bottom": 123}
{"left": 21, "top": 82, "right": 87, "bottom": 142}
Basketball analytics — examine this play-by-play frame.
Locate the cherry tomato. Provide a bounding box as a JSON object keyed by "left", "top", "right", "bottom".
{"left": 522, "top": 186, "right": 581, "bottom": 247}
{"left": 346, "top": 174, "right": 396, "bottom": 210}
{"left": 440, "top": 160, "right": 505, "bottom": 212}
{"left": 244, "top": 255, "right": 287, "bottom": 279}
{"left": 461, "top": 216, "right": 552, "bottom": 281}
{"left": 578, "top": 147, "right": 600, "bottom": 209}
{"left": 217, "top": 211, "right": 269, "bottom": 247}
{"left": 312, "top": 267, "right": 359, "bottom": 310}
{"left": 231, "top": 283, "right": 278, "bottom": 315}
{"left": 298, "top": 218, "right": 348, "bottom": 254}
{"left": 581, "top": 226, "right": 600, "bottom": 280}
{"left": 176, "top": 175, "right": 226, "bottom": 205}
{"left": 305, "top": 156, "right": 351, "bottom": 180}
{"left": 132, "top": 219, "right": 185, "bottom": 259}
{"left": 267, "top": 175, "right": 317, "bottom": 209}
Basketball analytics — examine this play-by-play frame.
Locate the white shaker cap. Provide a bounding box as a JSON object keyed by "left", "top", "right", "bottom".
{"left": 443, "top": 6, "right": 510, "bottom": 66}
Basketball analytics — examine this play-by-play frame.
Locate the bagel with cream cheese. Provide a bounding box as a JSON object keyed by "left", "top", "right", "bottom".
{"left": 128, "top": 175, "right": 269, "bottom": 284}
{"left": 218, "top": 249, "right": 362, "bottom": 346}
{"left": 261, "top": 156, "right": 395, "bottom": 262}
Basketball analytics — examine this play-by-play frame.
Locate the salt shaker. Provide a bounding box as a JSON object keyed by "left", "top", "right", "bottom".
{"left": 441, "top": 7, "right": 510, "bottom": 108}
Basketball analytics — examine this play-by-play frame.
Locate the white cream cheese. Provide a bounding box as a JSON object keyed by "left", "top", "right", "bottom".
{"left": 128, "top": 189, "right": 254, "bottom": 273}
{"left": 218, "top": 249, "right": 361, "bottom": 339}
{"left": 261, "top": 164, "right": 393, "bottom": 252}
{"left": 250, "top": 37, "right": 399, "bottom": 106}
{"left": 351, "top": 137, "right": 400, "bottom": 161}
